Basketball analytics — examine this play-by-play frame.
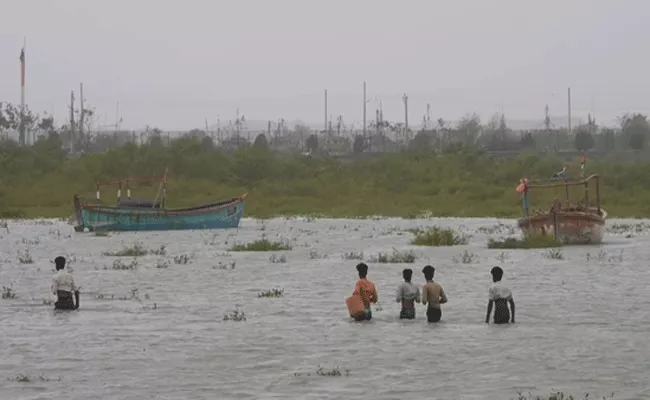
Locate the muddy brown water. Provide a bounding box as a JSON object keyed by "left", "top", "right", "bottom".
{"left": 0, "top": 217, "right": 648, "bottom": 399}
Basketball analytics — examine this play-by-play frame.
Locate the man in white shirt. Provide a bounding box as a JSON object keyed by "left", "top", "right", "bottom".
{"left": 485, "top": 266, "right": 515, "bottom": 324}
{"left": 52, "top": 256, "right": 79, "bottom": 310}
{"left": 396, "top": 268, "right": 420, "bottom": 319}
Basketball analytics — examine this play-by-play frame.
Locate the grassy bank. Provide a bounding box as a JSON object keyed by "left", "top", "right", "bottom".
{"left": 2, "top": 138, "right": 650, "bottom": 219}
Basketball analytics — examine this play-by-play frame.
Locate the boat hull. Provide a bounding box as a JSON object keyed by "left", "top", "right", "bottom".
{"left": 517, "top": 208, "right": 607, "bottom": 245}
{"left": 74, "top": 195, "right": 247, "bottom": 232}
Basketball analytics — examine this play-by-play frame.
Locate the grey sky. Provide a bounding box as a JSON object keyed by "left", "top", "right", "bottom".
{"left": 1, "top": 0, "right": 649, "bottom": 130}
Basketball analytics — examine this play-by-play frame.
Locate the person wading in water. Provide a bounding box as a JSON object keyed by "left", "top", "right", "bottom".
{"left": 352, "top": 263, "right": 378, "bottom": 321}
{"left": 485, "top": 266, "right": 515, "bottom": 324}
{"left": 396, "top": 268, "right": 420, "bottom": 319}
{"left": 52, "top": 256, "right": 80, "bottom": 310}
{"left": 421, "top": 265, "right": 448, "bottom": 323}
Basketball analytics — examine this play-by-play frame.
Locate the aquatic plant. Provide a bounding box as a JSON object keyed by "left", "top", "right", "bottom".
{"left": 543, "top": 248, "right": 564, "bottom": 260}
{"left": 9, "top": 374, "right": 62, "bottom": 382}
{"left": 452, "top": 250, "right": 478, "bottom": 264}
{"left": 308, "top": 250, "right": 326, "bottom": 259}
{"left": 223, "top": 309, "right": 246, "bottom": 321}
{"left": 106, "top": 259, "right": 138, "bottom": 270}
{"left": 173, "top": 254, "right": 191, "bottom": 264}
{"left": 2, "top": 285, "right": 17, "bottom": 299}
{"left": 487, "top": 234, "right": 563, "bottom": 249}
{"left": 17, "top": 249, "right": 33, "bottom": 264}
{"left": 585, "top": 249, "right": 623, "bottom": 263}
{"left": 92, "top": 230, "right": 109, "bottom": 237}
{"left": 155, "top": 260, "right": 170, "bottom": 269}
{"left": 368, "top": 249, "right": 416, "bottom": 263}
{"left": 294, "top": 366, "right": 350, "bottom": 377}
{"left": 512, "top": 391, "right": 615, "bottom": 400}
{"left": 102, "top": 242, "right": 149, "bottom": 257}
{"left": 214, "top": 260, "right": 237, "bottom": 270}
{"left": 342, "top": 251, "right": 364, "bottom": 260}
{"left": 410, "top": 226, "right": 470, "bottom": 247}
{"left": 269, "top": 254, "right": 287, "bottom": 263}
{"left": 258, "top": 288, "right": 284, "bottom": 298}
{"left": 229, "top": 238, "right": 292, "bottom": 251}
{"left": 150, "top": 245, "right": 167, "bottom": 256}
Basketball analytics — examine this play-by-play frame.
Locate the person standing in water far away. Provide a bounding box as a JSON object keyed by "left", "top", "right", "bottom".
{"left": 486, "top": 266, "right": 515, "bottom": 324}
{"left": 421, "top": 265, "right": 447, "bottom": 323}
{"left": 352, "top": 263, "right": 378, "bottom": 321}
{"left": 52, "top": 256, "right": 79, "bottom": 310}
{"left": 396, "top": 268, "right": 420, "bottom": 319}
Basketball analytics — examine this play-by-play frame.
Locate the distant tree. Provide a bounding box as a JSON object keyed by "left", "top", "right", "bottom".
{"left": 352, "top": 135, "right": 365, "bottom": 153}
{"left": 201, "top": 136, "right": 214, "bottom": 151}
{"left": 599, "top": 128, "right": 616, "bottom": 151}
{"left": 574, "top": 127, "right": 595, "bottom": 152}
{"left": 456, "top": 113, "right": 481, "bottom": 146}
{"left": 149, "top": 127, "right": 164, "bottom": 147}
{"left": 408, "top": 130, "right": 433, "bottom": 151}
{"left": 306, "top": 134, "right": 319, "bottom": 153}
{"left": 520, "top": 132, "right": 535, "bottom": 148}
{"left": 619, "top": 113, "right": 650, "bottom": 150}
{"left": 253, "top": 133, "right": 269, "bottom": 149}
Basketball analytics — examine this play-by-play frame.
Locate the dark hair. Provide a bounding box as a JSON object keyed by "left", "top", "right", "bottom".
{"left": 356, "top": 263, "right": 368, "bottom": 278}
{"left": 491, "top": 266, "right": 503, "bottom": 281}
{"left": 422, "top": 265, "right": 435, "bottom": 281}
{"left": 402, "top": 268, "right": 413, "bottom": 282}
{"left": 55, "top": 256, "right": 66, "bottom": 271}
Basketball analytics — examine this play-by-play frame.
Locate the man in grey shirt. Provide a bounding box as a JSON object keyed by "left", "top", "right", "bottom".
{"left": 396, "top": 268, "right": 420, "bottom": 319}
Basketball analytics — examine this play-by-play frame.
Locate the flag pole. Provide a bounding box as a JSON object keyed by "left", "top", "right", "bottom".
{"left": 19, "top": 37, "right": 26, "bottom": 145}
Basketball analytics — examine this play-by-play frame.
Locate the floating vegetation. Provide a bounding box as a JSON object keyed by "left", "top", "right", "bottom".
{"left": 106, "top": 259, "right": 138, "bottom": 270}
{"left": 223, "top": 309, "right": 246, "bottom": 321}
{"left": 608, "top": 222, "right": 650, "bottom": 235}
{"left": 155, "top": 260, "right": 170, "bottom": 269}
{"left": 410, "top": 226, "right": 470, "bottom": 247}
{"left": 543, "top": 248, "right": 564, "bottom": 260}
{"left": 17, "top": 249, "right": 33, "bottom": 264}
{"left": 173, "top": 254, "right": 191, "bottom": 265}
{"left": 95, "top": 288, "right": 143, "bottom": 302}
{"left": 102, "top": 242, "right": 149, "bottom": 257}
{"left": 9, "top": 374, "right": 62, "bottom": 382}
{"left": 214, "top": 260, "right": 237, "bottom": 270}
{"left": 269, "top": 254, "right": 287, "bottom": 263}
{"left": 368, "top": 249, "right": 416, "bottom": 264}
{"left": 294, "top": 366, "right": 351, "bottom": 377}
{"left": 452, "top": 250, "right": 477, "bottom": 264}
{"left": 487, "top": 234, "right": 563, "bottom": 249}
{"left": 496, "top": 252, "right": 510, "bottom": 263}
{"left": 2, "top": 285, "right": 17, "bottom": 299}
{"left": 512, "top": 391, "right": 615, "bottom": 400}
{"left": 477, "top": 223, "right": 517, "bottom": 236}
{"left": 93, "top": 230, "right": 109, "bottom": 237}
{"left": 150, "top": 245, "right": 167, "bottom": 256}
{"left": 586, "top": 249, "right": 624, "bottom": 263}
{"left": 258, "top": 288, "right": 284, "bottom": 298}
{"left": 342, "top": 251, "right": 364, "bottom": 260}
{"left": 229, "top": 238, "right": 292, "bottom": 252}
{"left": 308, "top": 250, "right": 326, "bottom": 259}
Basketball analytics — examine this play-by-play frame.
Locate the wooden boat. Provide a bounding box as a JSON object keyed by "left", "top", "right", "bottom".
{"left": 516, "top": 174, "right": 607, "bottom": 245}
{"left": 73, "top": 169, "right": 247, "bottom": 232}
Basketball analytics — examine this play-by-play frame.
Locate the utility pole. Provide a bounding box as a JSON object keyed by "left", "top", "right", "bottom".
{"left": 69, "top": 91, "right": 76, "bottom": 153}
{"left": 362, "top": 81, "right": 367, "bottom": 140}
{"left": 79, "top": 82, "right": 85, "bottom": 151}
{"left": 324, "top": 89, "right": 328, "bottom": 133}
{"left": 403, "top": 93, "right": 409, "bottom": 138}
{"left": 426, "top": 103, "right": 431, "bottom": 129}
{"left": 567, "top": 88, "right": 571, "bottom": 135}
{"left": 544, "top": 104, "right": 551, "bottom": 131}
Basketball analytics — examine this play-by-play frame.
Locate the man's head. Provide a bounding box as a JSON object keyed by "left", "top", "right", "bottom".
{"left": 356, "top": 263, "right": 368, "bottom": 278}
{"left": 422, "top": 265, "right": 435, "bottom": 281}
{"left": 491, "top": 266, "right": 503, "bottom": 282}
{"left": 402, "top": 268, "right": 413, "bottom": 283}
{"left": 54, "top": 256, "right": 66, "bottom": 271}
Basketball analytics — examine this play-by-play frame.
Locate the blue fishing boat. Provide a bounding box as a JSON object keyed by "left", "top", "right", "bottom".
{"left": 73, "top": 169, "right": 247, "bottom": 232}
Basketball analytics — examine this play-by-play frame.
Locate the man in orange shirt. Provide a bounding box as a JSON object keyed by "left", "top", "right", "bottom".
{"left": 352, "top": 263, "right": 378, "bottom": 321}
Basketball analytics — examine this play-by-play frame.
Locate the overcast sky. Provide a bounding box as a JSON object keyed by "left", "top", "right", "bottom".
{"left": 1, "top": 0, "right": 649, "bottom": 130}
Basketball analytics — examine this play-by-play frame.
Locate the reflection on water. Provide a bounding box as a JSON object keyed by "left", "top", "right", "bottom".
{"left": 0, "top": 217, "right": 648, "bottom": 399}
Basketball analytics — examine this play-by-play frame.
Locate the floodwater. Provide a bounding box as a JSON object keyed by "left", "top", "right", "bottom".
{"left": 0, "top": 217, "right": 649, "bottom": 400}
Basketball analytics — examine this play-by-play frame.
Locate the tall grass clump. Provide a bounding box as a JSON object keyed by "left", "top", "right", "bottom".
{"left": 488, "top": 234, "right": 563, "bottom": 249}
{"left": 102, "top": 242, "right": 149, "bottom": 257}
{"left": 230, "top": 238, "right": 292, "bottom": 251}
{"left": 410, "top": 226, "right": 470, "bottom": 247}
{"left": 368, "top": 249, "right": 416, "bottom": 263}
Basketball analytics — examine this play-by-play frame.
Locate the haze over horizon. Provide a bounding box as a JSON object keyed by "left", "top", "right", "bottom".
{"left": 1, "top": 0, "right": 648, "bottom": 131}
